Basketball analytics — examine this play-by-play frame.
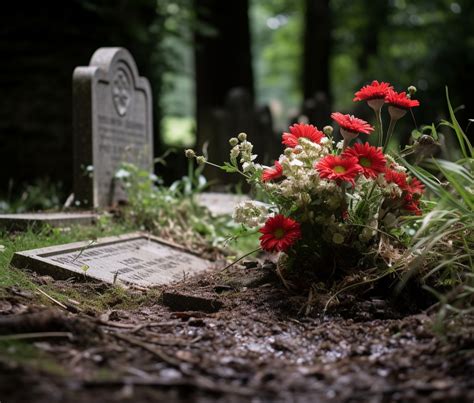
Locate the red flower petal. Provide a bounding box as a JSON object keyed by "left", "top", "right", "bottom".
{"left": 384, "top": 168, "right": 408, "bottom": 188}
{"left": 405, "top": 177, "right": 425, "bottom": 197}
{"left": 262, "top": 161, "right": 283, "bottom": 182}
{"left": 282, "top": 123, "right": 325, "bottom": 148}
{"left": 259, "top": 214, "right": 302, "bottom": 252}
{"left": 342, "top": 142, "right": 386, "bottom": 178}
{"left": 385, "top": 90, "right": 420, "bottom": 110}
{"left": 316, "top": 155, "right": 362, "bottom": 186}
{"left": 353, "top": 80, "right": 393, "bottom": 102}
{"left": 331, "top": 112, "right": 374, "bottom": 135}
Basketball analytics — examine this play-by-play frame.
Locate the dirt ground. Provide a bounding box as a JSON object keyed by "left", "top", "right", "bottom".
{"left": 1, "top": 263, "right": 473, "bottom": 402}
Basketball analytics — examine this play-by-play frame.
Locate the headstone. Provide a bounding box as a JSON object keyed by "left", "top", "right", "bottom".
{"left": 196, "top": 192, "right": 250, "bottom": 216}
{"left": 0, "top": 212, "right": 98, "bottom": 231}
{"left": 73, "top": 47, "right": 153, "bottom": 208}
{"left": 11, "top": 233, "right": 213, "bottom": 287}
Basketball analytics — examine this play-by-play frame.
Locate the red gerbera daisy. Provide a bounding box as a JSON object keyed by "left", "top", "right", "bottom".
{"left": 259, "top": 214, "right": 302, "bottom": 252}
{"left": 331, "top": 112, "right": 374, "bottom": 135}
{"left": 316, "top": 155, "right": 362, "bottom": 186}
{"left": 405, "top": 176, "right": 425, "bottom": 197}
{"left": 353, "top": 80, "right": 393, "bottom": 102}
{"left": 342, "top": 142, "right": 387, "bottom": 179}
{"left": 384, "top": 168, "right": 408, "bottom": 189}
{"left": 262, "top": 161, "right": 283, "bottom": 182}
{"left": 403, "top": 194, "right": 422, "bottom": 216}
{"left": 282, "top": 123, "right": 325, "bottom": 148}
{"left": 385, "top": 90, "right": 420, "bottom": 110}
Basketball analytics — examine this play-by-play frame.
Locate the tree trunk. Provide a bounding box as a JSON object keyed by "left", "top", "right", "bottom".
{"left": 193, "top": 0, "right": 255, "bottom": 185}
{"left": 302, "top": 0, "right": 331, "bottom": 126}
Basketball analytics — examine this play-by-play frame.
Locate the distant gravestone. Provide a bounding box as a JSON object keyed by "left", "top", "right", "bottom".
{"left": 0, "top": 212, "right": 97, "bottom": 231}
{"left": 73, "top": 47, "right": 153, "bottom": 208}
{"left": 11, "top": 233, "right": 213, "bottom": 287}
{"left": 196, "top": 192, "right": 250, "bottom": 216}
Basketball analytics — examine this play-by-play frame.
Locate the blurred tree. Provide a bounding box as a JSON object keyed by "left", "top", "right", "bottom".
{"left": 331, "top": 0, "right": 474, "bottom": 138}
{"left": 250, "top": 0, "right": 303, "bottom": 129}
{"left": 302, "top": 0, "right": 331, "bottom": 101}
{"left": 194, "top": 0, "right": 254, "bottom": 130}
{"left": 302, "top": 0, "right": 331, "bottom": 126}
{"left": 193, "top": 0, "right": 255, "bottom": 185}
{"left": 0, "top": 0, "right": 176, "bottom": 196}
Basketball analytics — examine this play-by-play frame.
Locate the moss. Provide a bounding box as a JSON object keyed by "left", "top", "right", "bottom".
{"left": 0, "top": 223, "right": 161, "bottom": 312}
{"left": 0, "top": 340, "right": 67, "bottom": 376}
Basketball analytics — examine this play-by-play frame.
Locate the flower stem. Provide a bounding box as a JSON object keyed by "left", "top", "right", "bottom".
{"left": 375, "top": 108, "right": 384, "bottom": 147}
{"left": 204, "top": 160, "right": 250, "bottom": 179}
{"left": 342, "top": 138, "right": 350, "bottom": 150}
{"left": 383, "top": 118, "right": 398, "bottom": 152}
{"left": 220, "top": 247, "right": 262, "bottom": 272}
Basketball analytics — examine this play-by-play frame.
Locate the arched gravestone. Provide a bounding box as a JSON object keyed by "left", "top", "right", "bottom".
{"left": 73, "top": 48, "right": 153, "bottom": 208}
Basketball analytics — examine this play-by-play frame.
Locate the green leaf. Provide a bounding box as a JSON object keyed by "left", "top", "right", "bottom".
{"left": 220, "top": 162, "right": 239, "bottom": 173}
{"left": 445, "top": 87, "right": 473, "bottom": 159}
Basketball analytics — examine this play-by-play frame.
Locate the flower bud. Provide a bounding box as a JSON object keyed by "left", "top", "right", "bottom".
{"left": 229, "top": 137, "right": 238, "bottom": 147}
{"left": 196, "top": 156, "right": 207, "bottom": 165}
{"left": 237, "top": 132, "right": 247, "bottom": 142}
{"left": 323, "top": 125, "right": 334, "bottom": 136}
{"left": 230, "top": 146, "right": 240, "bottom": 159}
{"left": 184, "top": 149, "right": 195, "bottom": 159}
{"left": 332, "top": 233, "right": 345, "bottom": 244}
{"left": 407, "top": 85, "right": 417, "bottom": 97}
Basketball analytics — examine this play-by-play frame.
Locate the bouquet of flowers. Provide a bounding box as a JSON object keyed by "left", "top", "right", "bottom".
{"left": 187, "top": 81, "right": 425, "bottom": 280}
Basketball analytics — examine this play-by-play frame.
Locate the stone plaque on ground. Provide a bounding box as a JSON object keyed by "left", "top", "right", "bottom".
{"left": 0, "top": 212, "right": 98, "bottom": 231}
{"left": 73, "top": 47, "right": 153, "bottom": 208}
{"left": 11, "top": 233, "right": 213, "bottom": 287}
{"left": 196, "top": 192, "right": 250, "bottom": 216}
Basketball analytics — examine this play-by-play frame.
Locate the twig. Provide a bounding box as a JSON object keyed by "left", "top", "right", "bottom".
{"left": 130, "top": 321, "right": 180, "bottom": 333}
{"left": 111, "top": 332, "right": 183, "bottom": 368}
{"left": 35, "top": 288, "right": 68, "bottom": 310}
{"left": 220, "top": 247, "right": 261, "bottom": 272}
{"left": 97, "top": 320, "right": 138, "bottom": 329}
{"left": 0, "top": 332, "right": 73, "bottom": 341}
{"left": 83, "top": 376, "right": 255, "bottom": 396}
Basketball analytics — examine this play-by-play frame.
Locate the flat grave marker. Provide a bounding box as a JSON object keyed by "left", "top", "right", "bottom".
{"left": 0, "top": 212, "right": 98, "bottom": 231}
{"left": 11, "top": 233, "right": 214, "bottom": 287}
{"left": 73, "top": 47, "right": 153, "bottom": 208}
{"left": 196, "top": 192, "right": 250, "bottom": 216}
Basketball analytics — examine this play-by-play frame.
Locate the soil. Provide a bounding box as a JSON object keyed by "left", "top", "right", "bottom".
{"left": 1, "top": 263, "right": 473, "bottom": 402}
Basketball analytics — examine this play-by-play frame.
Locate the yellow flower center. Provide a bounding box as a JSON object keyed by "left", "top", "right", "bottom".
{"left": 273, "top": 228, "right": 285, "bottom": 239}
{"left": 359, "top": 157, "right": 372, "bottom": 167}
{"left": 333, "top": 165, "right": 346, "bottom": 174}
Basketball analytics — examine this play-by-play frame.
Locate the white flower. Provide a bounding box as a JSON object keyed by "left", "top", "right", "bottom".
{"left": 115, "top": 169, "right": 130, "bottom": 179}
{"left": 232, "top": 200, "right": 269, "bottom": 228}
{"left": 230, "top": 146, "right": 240, "bottom": 159}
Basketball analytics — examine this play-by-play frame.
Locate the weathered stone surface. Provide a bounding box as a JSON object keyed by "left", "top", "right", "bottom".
{"left": 11, "top": 233, "right": 213, "bottom": 287}
{"left": 162, "top": 291, "right": 223, "bottom": 313}
{"left": 73, "top": 47, "right": 153, "bottom": 208}
{"left": 196, "top": 192, "right": 250, "bottom": 216}
{"left": 0, "top": 212, "right": 97, "bottom": 231}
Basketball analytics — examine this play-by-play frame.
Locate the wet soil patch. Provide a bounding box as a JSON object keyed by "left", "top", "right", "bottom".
{"left": 0, "top": 264, "right": 473, "bottom": 402}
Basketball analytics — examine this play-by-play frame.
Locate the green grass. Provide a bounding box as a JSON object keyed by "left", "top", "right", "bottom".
{"left": 0, "top": 222, "right": 161, "bottom": 312}
{"left": 0, "top": 340, "right": 67, "bottom": 375}
{"left": 398, "top": 90, "right": 474, "bottom": 324}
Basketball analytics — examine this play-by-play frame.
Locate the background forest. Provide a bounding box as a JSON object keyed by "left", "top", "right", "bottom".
{"left": 0, "top": 0, "right": 472, "bottom": 210}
